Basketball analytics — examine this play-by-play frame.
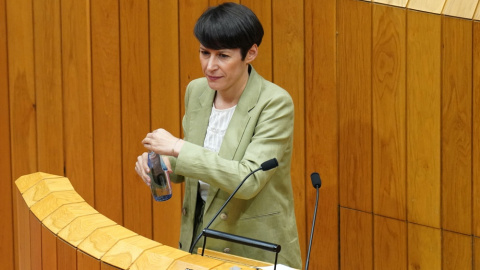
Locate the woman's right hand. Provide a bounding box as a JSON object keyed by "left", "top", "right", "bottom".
{"left": 135, "top": 152, "right": 151, "bottom": 186}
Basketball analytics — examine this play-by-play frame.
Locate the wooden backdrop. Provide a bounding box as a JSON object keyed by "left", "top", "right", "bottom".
{"left": 1, "top": 0, "right": 480, "bottom": 269}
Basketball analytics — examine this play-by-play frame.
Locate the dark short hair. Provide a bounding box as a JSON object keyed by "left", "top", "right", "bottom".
{"left": 194, "top": 2, "right": 264, "bottom": 60}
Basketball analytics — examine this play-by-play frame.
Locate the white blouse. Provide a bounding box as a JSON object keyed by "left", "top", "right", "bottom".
{"left": 199, "top": 104, "right": 237, "bottom": 201}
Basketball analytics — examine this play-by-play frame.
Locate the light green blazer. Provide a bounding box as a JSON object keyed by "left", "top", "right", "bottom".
{"left": 168, "top": 66, "right": 302, "bottom": 268}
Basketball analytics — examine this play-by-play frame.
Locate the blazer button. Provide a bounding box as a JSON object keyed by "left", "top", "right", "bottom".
{"left": 182, "top": 207, "right": 187, "bottom": 216}
{"left": 223, "top": 247, "right": 230, "bottom": 253}
{"left": 220, "top": 212, "right": 228, "bottom": 220}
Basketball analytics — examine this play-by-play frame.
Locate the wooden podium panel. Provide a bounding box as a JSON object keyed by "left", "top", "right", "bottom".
{"left": 14, "top": 172, "right": 275, "bottom": 269}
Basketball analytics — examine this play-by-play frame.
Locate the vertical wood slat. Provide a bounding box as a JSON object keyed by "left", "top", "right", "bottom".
{"left": 340, "top": 208, "right": 373, "bottom": 270}
{"left": 15, "top": 189, "right": 31, "bottom": 269}
{"left": 91, "top": 0, "right": 123, "bottom": 225}
{"left": 441, "top": 16, "right": 473, "bottom": 235}
{"left": 179, "top": 0, "right": 207, "bottom": 117}
{"left": 120, "top": 0, "right": 152, "bottom": 238}
{"left": 149, "top": 0, "right": 182, "bottom": 247}
{"left": 0, "top": 0, "right": 13, "bottom": 269}
{"left": 406, "top": 10, "right": 441, "bottom": 228}
{"left": 30, "top": 213, "right": 42, "bottom": 270}
{"left": 42, "top": 226, "right": 57, "bottom": 269}
{"left": 374, "top": 216, "right": 407, "bottom": 270}
{"left": 338, "top": 0, "right": 373, "bottom": 212}
{"left": 473, "top": 21, "right": 480, "bottom": 238}
{"left": 372, "top": 4, "right": 406, "bottom": 220}
{"left": 272, "top": 0, "right": 306, "bottom": 263}
{"left": 6, "top": 0, "right": 37, "bottom": 182}
{"left": 241, "top": 0, "right": 273, "bottom": 81}
{"left": 443, "top": 231, "right": 473, "bottom": 270}
{"left": 475, "top": 237, "right": 480, "bottom": 269}
{"left": 305, "top": 0, "right": 338, "bottom": 268}
{"left": 8, "top": 1, "right": 37, "bottom": 269}
{"left": 33, "top": 0, "right": 64, "bottom": 176}
{"left": 57, "top": 238, "right": 77, "bottom": 269}
{"left": 408, "top": 223, "right": 442, "bottom": 270}
{"left": 77, "top": 250, "right": 101, "bottom": 270}
{"left": 61, "top": 0, "right": 94, "bottom": 205}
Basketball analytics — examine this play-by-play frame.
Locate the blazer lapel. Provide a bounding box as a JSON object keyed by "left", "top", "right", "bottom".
{"left": 204, "top": 66, "right": 263, "bottom": 214}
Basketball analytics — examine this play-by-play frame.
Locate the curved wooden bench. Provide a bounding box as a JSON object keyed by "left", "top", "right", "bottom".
{"left": 14, "top": 172, "right": 273, "bottom": 269}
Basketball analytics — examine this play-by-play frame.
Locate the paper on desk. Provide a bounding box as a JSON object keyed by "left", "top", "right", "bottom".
{"left": 258, "top": 264, "right": 296, "bottom": 270}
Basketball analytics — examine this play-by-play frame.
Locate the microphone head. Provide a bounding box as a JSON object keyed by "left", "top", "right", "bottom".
{"left": 310, "top": 172, "right": 321, "bottom": 188}
{"left": 261, "top": 158, "right": 278, "bottom": 171}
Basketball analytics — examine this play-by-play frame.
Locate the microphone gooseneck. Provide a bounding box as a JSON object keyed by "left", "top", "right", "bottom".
{"left": 305, "top": 172, "right": 322, "bottom": 270}
{"left": 188, "top": 158, "right": 278, "bottom": 254}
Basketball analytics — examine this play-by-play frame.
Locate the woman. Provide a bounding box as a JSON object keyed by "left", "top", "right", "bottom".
{"left": 135, "top": 2, "right": 301, "bottom": 268}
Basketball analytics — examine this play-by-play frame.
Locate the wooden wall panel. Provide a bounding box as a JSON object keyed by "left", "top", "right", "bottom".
{"left": 6, "top": 0, "right": 37, "bottom": 182}
{"left": 476, "top": 237, "right": 480, "bottom": 269}
{"left": 15, "top": 190, "right": 32, "bottom": 269}
{"left": 272, "top": 0, "right": 306, "bottom": 262}
{"left": 0, "top": 0, "right": 13, "bottom": 268}
{"left": 91, "top": 0, "right": 123, "bottom": 225}
{"left": 33, "top": 0, "right": 64, "bottom": 176}
{"left": 305, "top": 0, "right": 338, "bottom": 268}
{"left": 441, "top": 16, "right": 472, "bottom": 235}
{"left": 338, "top": 0, "right": 373, "bottom": 212}
{"left": 374, "top": 216, "right": 407, "bottom": 270}
{"left": 443, "top": 231, "right": 473, "bottom": 270}
{"left": 61, "top": 0, "right": 94, "bottom": 205}
{"left": 30, "top": 213, "right": 42, "bottom": 270}
{"left": 77, "top": 250, "right": 100, "bottom": 270}
{"left": 120, "top": 0, "right": 152, "bottom": 238}
{"left": 373, "top": 0, "right": 408, "bottom": 7}
{"left": 42, "top": 226, "right": 57, "bottom": 269}
{"left": 179, "top": 0, "right": 208, "bottom": 117}
{"left": 242, "top": 0, "right": 273, "bottom": 81}
{"left": 406, "top": 10, "right": 441, "bottom": 228}
{"left": 372, "top": 4, "right": 406, "bottom": 220}
{"left": 474, "top": 21, "right": 480, "bottom": 238}
{"left": 340, "top": 208, "right": 373, "bottom": 270}
{"left": 408, "top": 223, "right": 442, "bottom": 270}
{"left": 149, "top": 0, "right": 182, "bottom": 247}
{"left": 57, "top": 238, "right": 77, "bottom": 269}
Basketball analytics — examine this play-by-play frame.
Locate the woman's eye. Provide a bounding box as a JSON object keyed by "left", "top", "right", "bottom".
{"left": 219, "top": 54, "right": 229, "bottom": 58}
{"left": 200, "top": 50, "right": 210, "bottom": 56}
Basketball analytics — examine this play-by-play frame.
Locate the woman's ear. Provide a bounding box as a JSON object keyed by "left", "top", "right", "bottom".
{"left": 245, "top": 44, "right": 258, "bottom": 63}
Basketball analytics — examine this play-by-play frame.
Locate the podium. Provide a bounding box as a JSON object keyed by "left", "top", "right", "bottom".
{"left": 14, "top": 172, "right": 274, "bottom": 269}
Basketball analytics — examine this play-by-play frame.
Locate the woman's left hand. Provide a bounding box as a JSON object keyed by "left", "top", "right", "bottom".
{"left": 142, "top": 128, "right": 178, "bottom": 155}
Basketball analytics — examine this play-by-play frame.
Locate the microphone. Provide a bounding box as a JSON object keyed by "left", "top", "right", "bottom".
{"left": 305, "top": 172, "right": 322, "bottom": 270}
{"left": 189, "top": 158, "right": 279, "bottom": 254}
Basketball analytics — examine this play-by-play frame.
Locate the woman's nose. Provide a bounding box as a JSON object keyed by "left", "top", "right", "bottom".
{"left": 206, "top": 57, "right": 218, "bottom": 71}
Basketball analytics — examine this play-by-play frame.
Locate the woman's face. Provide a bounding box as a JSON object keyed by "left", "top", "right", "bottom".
{"left": 199, "top": 45, "right": 256, "bottom": 94}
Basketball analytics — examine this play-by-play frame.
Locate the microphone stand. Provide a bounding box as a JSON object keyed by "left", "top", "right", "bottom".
{"left": 189, "top": 167, "right": 262, "bottom": 254}
{"left": 305, "top": 172, "right": 322, "bottom": 270}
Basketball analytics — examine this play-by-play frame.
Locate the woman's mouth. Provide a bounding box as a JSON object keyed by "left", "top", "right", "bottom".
{"left": 207, "top": 75, "right": 222, "bottom": 81}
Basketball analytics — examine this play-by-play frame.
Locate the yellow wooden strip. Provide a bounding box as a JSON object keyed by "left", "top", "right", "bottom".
{"left": 408, "top": 223, "right": 441, "bottom": 269}
{"left": 340, "top": 208, "right": 373, "bottom": 269}
{"left": 474, "top": 22, "right": 480, "bottom": 237}
{"left": 30, "top": 190, "right": 85, "bottom": 221}
{"left": 442, "top": 0, "right": 479, "bottom": 19}
{"left": 406, "top": 10, "right": 441, "bottom": 228}
{"left": 441, "top": 16, "right": 473, "bottom": 235}
{"left": 42, "top": 202, "right": 97, "bottom": 234}
{"left": 15, "top": 172, "right": 62, "bottom": 194}
{"left": 475, "top": 3, "right": 480, "bottom": 19}
{"left": 373, "top": 0, "right": 408, "bottom": 7}
{"left": 408, "top": 0, "right": 446, "bottom": 14}
{"left": 167, "top": 254, "right": 224, "bottom": 270}
{"left": 78, "top": 225, "right": 137, "bottom": 259}
{"left": 23, "top": 177, "right": 74, "bottom": 207}
{"left": 374, "top": 216, "right": 407, "bottom": 270}
{"left": 101, "top": 235, "right": 161, "bottom": 269}
{"left": 372, "top": 3, "right": 406, "bottom": 220}
{"left": 57, "top": 213, "right": 116, "bottom": 247}
{"left": 442, "top": 231, "right": 472, "bottom": 269}
{"left": 130, "top": 245, "right": 189, "bottom": 270}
